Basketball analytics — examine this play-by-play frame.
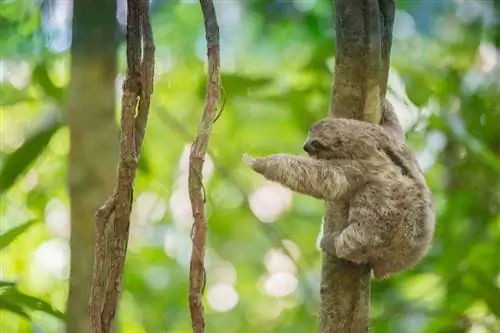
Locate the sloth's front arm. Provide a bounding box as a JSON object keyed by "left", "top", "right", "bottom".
{"left": 243, "top": 153, "right": 352, "bottom": 200}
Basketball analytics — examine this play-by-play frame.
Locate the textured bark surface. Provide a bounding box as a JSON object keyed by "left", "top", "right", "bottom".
{"left": 87, "top": 0, "right": 155, "bottom": 331}
{"left": 66, "top": 0, "right": 118, "bottom": 332}
{"left": 319, "top": 0, "right": 394, "bottom": 332}
{"left": 330, "top": 0, "right": 382, "bottom": 125}
{"left": 379, "top": 0, "right": 395, "bottom": 97}
{"left": 319, "top": 203, "right": 371, "bottom": 333}
{"left": 187, "top": 1, "right": 221, "bottom": 332}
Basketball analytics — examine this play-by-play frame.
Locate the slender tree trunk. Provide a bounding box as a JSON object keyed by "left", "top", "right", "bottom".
{"left": 66, "top": 0, "right": 118, "bottom": 332}
{"left": 319, "top": 0, "right": 394, "bottom": 332}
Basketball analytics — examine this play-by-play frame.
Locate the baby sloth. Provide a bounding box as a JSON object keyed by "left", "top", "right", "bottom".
{"left": 243, "top": 117, "right": 435, "bottom": 279}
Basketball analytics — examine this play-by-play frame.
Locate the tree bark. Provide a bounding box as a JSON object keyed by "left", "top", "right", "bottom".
{"left": 87, "top": 0, "right": 155, "bottom": 331}
{"left": 319, "top": 0, "right": 394, "bottom": 332}
{"left": 379, "top": 0, "right": 395, "bottom": 97}
{"left": 330, "top": 0, "right": 382, "bottom": 124}
{"left": 187, "top": 1, "right": 221, "bottom": 332}
{"left": 66, "top": 0, "right": 118, "bottom": 332}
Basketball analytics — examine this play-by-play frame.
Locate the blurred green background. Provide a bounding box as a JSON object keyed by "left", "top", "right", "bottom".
{"left": 1, "top": 0, "right": 499, "bottom": 332}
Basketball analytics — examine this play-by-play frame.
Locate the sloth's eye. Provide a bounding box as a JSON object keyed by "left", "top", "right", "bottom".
{"left": 332, "top": 137, "right": 342, "bottom": 147}
{"left": 310, "top": 140, "right": 324, "bottom": 149}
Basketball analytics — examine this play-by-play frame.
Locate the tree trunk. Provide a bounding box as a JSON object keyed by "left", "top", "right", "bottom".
{"left": 319, "top": 0, "right": 394, "bottom": 332}
{"left": 66, "top": 0, "right": 118, "bottom": 332}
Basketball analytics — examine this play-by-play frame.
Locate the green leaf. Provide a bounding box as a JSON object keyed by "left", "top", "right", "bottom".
{"left": 0, "top": 298, "right": 30, "bottom": 320}
{"left": 0, "top": 115, "right": 62, "bottom": 196}
{"left": 0, "top": 84, "right": 35, "bottom": 106}
{"left": 32, "top": 62, "right": 64, "bottom": 103}
{"left": 0, "top": 281, "right": 17, "bottom": 289}
{"left": 1, "top": 288, "right": 66, "bottom": 321}
{"left": 0, "top": 219, "right": 38, "bottom": 250}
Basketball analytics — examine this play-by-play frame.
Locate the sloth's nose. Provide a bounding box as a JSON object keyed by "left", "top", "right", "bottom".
{"left": 303, "top": 141, "right": 313, "bottom": 154}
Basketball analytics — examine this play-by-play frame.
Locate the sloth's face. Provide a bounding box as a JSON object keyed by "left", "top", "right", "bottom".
{"left": 303, "top": 118, "right": 380, "bottom": 160}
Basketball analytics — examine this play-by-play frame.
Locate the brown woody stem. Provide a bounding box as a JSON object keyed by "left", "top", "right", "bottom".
{"left": 89, "top": 0, "right": 155, "bottom": 331}
{"left": 187, "top": 0, "right": 221, "bottom": 332}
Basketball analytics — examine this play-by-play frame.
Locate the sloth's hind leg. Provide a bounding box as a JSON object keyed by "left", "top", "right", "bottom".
{"left": 320, "top": 221, "right": 373, "bottom": 264}
{"left": 335, "top": 189, "right": 386, "bottom": 263}
{"left": 334, "top": 222, "right": 372, "bottom": 264}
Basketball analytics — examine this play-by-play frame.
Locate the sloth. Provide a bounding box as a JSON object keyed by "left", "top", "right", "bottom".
{"left": 242, "top": 104, "right": 435, "bottom": 279}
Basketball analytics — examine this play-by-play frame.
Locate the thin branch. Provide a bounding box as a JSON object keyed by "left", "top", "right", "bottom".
{"left": 89, "top": 192, "right": 116, "bottom": 333}
{"left": 99, "top": 0, "right": 142, "bottom": 324}
{"left": 88, "top": 0, "right": 155, "bottom": 331}
{"left": 188, "top": 0, "right": 221, "bottom": 332}
{"left": 135, "top": 0, "right": 155, "bottom": 154}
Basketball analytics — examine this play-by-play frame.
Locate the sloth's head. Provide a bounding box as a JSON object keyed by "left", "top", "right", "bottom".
{"left": 303, "top": 118, "right": 387, "bottom": 160}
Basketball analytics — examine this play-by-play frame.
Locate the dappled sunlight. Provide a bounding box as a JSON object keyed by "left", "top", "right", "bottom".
{"left": 466, "top": 303, "right": 496, "bottom": 333}
{"left": 261, "top": 248, "right": 298, "bottom": 298}
{"left": 154, "top": 46, "right": 175, "bottom": 77}
{"left": 169, "top": 187, "right": 195, "bottom": 228}
{"left": 249, "top": 183, "right": 292, "bottom": 223}
{"left": 211, "top": 181, "right": 244, "bottom": 210}
{"left": 22, "top": 171, "right": 39, "bottom": 192}
{"left": 29, "top": 239, "right": 69, "bottom": 284}
{"left": 264, "top": 248, "right": 297, "bottom": 275}
{"left": 44, "top": 199, "right": 70, "bottom": 239}
{"left": 133, "top": 191, "right": 167, "bottom": 225}
{"left": 260, "top": 272, "right": 298, "bottom": 298}
{"left": 116, "top": 0, "right": 127, "bottom": 26}
{"left": 281, "top": 239, "right": 301, "bottom": 262}
{"left": 292, "top": 0, "right": 316, "bottom": 12}
{"left": 143, "top": 265, "right": 170, "bottom": 291}
{"left": 115, "top": 73, "right": 126, "bottom": 105}
{"left": 247, "top": 299, "right": 284, "bottom": 323}
{"left": 399, "top": 273, "right": 444, "bottom": 308}
{"left": 455, "top": 0, "right": 495, "bottom": 25}
{"left": 394, "top": 10, "right": 417, "bottom": 40}
{"left": 48, "top": 127, "right": 69, "bottom": 157}
{"left": 214, "top": 2, "right": 242, "bottom": 26}
{"left": 163, "top": 226, "right": 192, "bottom": 268}
{"left": 210, "top": 263, "right": 237, "bottom": 285}
{"left": 0, "top": 59, "right": 31, "bottom": 89}
{"left": 315, "top": 216, "right": 325, "bottom": 251}
{"left": 207, "top": 283, "right": 239, "bottom": 312}
{"left": 169, "top": 144, "right": 214, "bottom": 228}
{"left": 41, "top": 0, "right": 71, "bottom": 53}
{"left": 462, "top": 42, "right": 499, "bottom": 94}
{"left": 477, "top": 42, "right": 497, "bottom": 73}
{"left": 387, "top": 68, "right": 420, "bottom": 131}
{"left": 417, "top": 130, "right": 447, "bottom": 173}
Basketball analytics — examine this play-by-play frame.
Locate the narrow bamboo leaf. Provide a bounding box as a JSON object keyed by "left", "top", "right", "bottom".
{"left": 1, "top": 289, "right": 66, "bottom": 321}
{"left": 0, "top": 219, "right": 38, "bottom": 250}
{"left": 0, "top": 116, "right": 61, "bottom": 196}
{"left": 0, "top": 298, "right": 31, "bottom": 320}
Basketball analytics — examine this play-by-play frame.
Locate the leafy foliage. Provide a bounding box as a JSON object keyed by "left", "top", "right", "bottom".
{"left": 0, "top": 220, "right": 65, "bottom": 325}
{"left": 0, "top": 219, "right": 38, "bottom": 250}
{"left": 0, "top": 114, "right": 61, "bottom": 196}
